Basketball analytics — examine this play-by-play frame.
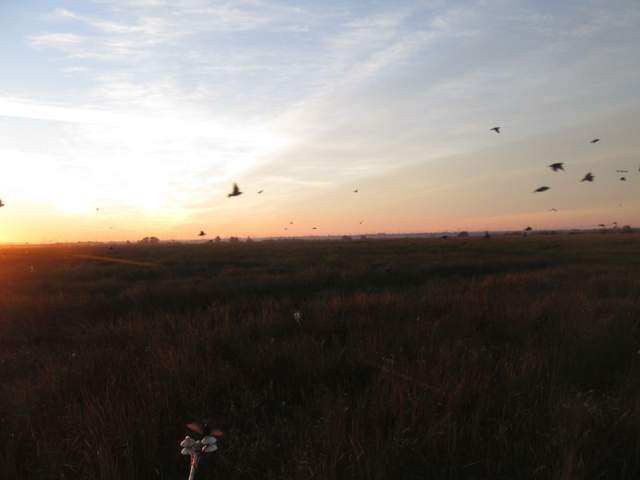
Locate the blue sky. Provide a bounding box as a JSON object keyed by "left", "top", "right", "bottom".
{"left": 0, "top": 0, "right": 639, "bottom": 241}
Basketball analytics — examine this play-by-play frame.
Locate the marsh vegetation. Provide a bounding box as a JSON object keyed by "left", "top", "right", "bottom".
{"left": 1, "top": 236, "right": 640, "bottom": 479}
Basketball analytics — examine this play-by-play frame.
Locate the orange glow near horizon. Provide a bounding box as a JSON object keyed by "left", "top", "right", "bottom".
{"left": 1, "top": 2, "right": 639, "bottom": 242}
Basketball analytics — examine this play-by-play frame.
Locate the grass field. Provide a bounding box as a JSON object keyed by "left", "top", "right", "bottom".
{"left": 1, "top": 235, "right": 640, "bottom": 479}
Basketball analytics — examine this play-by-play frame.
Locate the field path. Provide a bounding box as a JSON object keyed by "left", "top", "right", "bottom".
{"left": 72, "top": 254, "right": 160, "bottom": 268}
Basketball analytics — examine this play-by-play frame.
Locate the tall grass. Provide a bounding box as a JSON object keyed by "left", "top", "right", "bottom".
{"left": 1, "top": 236, "right": 639, "bottom": 479}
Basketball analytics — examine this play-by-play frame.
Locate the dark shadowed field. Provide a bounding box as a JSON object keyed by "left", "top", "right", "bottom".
{"left": 1, "top": 235, "right": 640, "bottom": 479}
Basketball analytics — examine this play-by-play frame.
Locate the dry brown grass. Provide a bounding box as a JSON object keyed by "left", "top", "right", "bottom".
{"left": 1, "top": 235, "right": 640, "bottom": 479}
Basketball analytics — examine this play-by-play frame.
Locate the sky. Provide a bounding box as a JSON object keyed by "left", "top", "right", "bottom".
{"left": 0, "top": 0, "right": 639, "bottom": 242}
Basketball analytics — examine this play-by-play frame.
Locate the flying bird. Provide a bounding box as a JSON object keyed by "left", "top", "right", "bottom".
{"left": 0, "top": 199, "right": 4, "bottom": 208}
{"left": 289, "top": 221, "right": 294, "bottom": 225}
{"left": 524, "top": 226, "right": 532, "bottom": 231}
{"left": 186, "top": 421, "right": 223, "bottom": 439}
{"left": 227, "top": 183, "right": 242, "bottom": 197}
{"left": 598, "top": 224, "right": 606, "bottom": 227}
{"left": 490, "top": 127, "right": 501, "bottom": 133}
{"left": 549, "top": 208, "right": 558, "bottom": 212}
{"left": 590, "top": 138, "right": 600, "bottom": 143}
{"left": 353, "top": 189, "right": 358, "bottom": 193}
{"left": 620, "top": 176, "right": 627, "bottom": 181}
{"left": 359, "top": 220, "right": 364, "bottom": 224}
{"left": 312, "top": 227, "right": 317, "bottom": 230}
{"left": 581, "top": 172, "right": 594, "bottom": 182}
{"left": 257, "top": 190, "right": 264, "bottom": 194}
{"left": 549, "top": 163, "right": 564, "bottom": 172}
{"left": 198, "top": 230, "right": 206, "bottom": 237}
{"left": 534, "top": 186, "right": 550, "bottom": 193}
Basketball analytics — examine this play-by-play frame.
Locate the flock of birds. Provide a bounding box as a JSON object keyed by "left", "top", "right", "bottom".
{"left": 533, "top": 138, "right": 617, "bottom": 194}
{"left": 491, "top": 128, "right": 638, "bottom": 233}
{"left": 195, "top": 179, "right": 366, "bottom": 236}
{"left": 210, "top": 127, "right": 635, "bottom": 237}
{"left": 0, "top": 126, "right": 633, "bottom": 238}
{"left": 524, "top": 131, "right": 636, "bottom": 230}
{"left": 529, "top": 135, "right": 636, "bottom": 194}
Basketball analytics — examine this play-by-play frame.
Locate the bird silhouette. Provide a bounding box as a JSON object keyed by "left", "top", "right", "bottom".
{"left": 227, "top": 183, "right": 242, "bottom": 197}
{"left": 549, "top": 208, "right": 558, "bottom": 212}
{"left": 359, "top": 220, "right": 364, "bottom": 224}
{"left": 490, "top": 127, "right": 501, "bottom": 133}
{"left": 524, "top": 226, "right": 532, "bottom": 231}
{"left": 620, "top": 176, "right": 627, "bottom": 181}
{"left": 258, "top": 190, "right": 264, "bottom": 194}
{"left": 198, "top": 230, "right": 206, "bottom": 237}
{"left": 186, "top": 421, "right": 223, "bottom": 439}
{"left": 549, "top": 163, "right": 564, "bottom": 172}
{"left": 598, "top": 223, "right": 606, "bottom": 227}
{"left": 0, "top": 199, "right": 4, "bottom": 208}
{"left": 581, "top": 172, "right": 594, "bottom": 182}
{"left": 289, "top": 221, "right": 294, "bottom": 225}
{"left": 590, "top": 138, "right": 600, "bottom": 143}
{"left": 312, "top": 227, "right": 317, "bottom": 230}
{"left": 534, "top": 186, "right": 550, "bottom": 193}
{"left": 353, "top": 189, "right": 358, "bottom": 193}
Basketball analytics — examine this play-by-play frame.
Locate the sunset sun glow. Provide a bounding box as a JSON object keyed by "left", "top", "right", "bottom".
{"left": 1, "top": 1, "right": 639, "bottom": 242}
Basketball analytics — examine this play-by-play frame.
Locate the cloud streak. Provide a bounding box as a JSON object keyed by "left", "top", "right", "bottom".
{"left": 0, "top": 0, "right": 636, "bottom": 241}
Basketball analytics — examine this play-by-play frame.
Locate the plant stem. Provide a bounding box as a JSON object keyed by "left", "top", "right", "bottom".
{"left": 188, "top": 454, "right": 200, "bottom": 480}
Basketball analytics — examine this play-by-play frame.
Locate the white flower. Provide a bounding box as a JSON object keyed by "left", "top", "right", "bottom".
{"left": 293, "top": 311, "right": 302, "bottom": 322}
{"left": 202, "top": 436, "right": 217, "bottom": 445}
{"left": 180, "top": 436, "right": 196, "bottom": 448}
{"left": 179, "top": 430, "right": 220, "bottom": 480}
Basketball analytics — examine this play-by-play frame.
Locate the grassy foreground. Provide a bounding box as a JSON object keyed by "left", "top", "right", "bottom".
{"left": 1, "top": 235, "right": 640, "bottom": 479}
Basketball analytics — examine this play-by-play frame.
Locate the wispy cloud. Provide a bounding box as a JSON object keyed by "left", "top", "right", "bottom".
{"left": 1, "top": 0, "right": 637, "bottom": 240}
{"left": 29, "top": 32, "right": 85, "bottom": 49}
{"left": 35, "top": 1, "right": 318, "bottom": 64}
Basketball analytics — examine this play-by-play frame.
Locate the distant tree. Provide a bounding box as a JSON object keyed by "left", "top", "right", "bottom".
{"left": 214, "top": 236, "right": 222, "bottom": 243}
{"left": 621, "top": 225, "right": 634, "bottom": 234}
{"left": 139, "top": 236, "right": 159, "bottom": 244}
{"left": 457, "top": 231, "right": 469, "bottom": 238}
{"left": 483, "top": 231, "right": 491, "bottom": 239}
{"left": 360, "top": 235, "right": 368, "bottom": 240}
{"left": 246, "top": 236, "right": 253, "bottom": 243}
{"left": 229, "top": 236, "right": 240, "bottom": 243}
{"left": 341, "top": 235, "right": 352, "bottom": 241}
